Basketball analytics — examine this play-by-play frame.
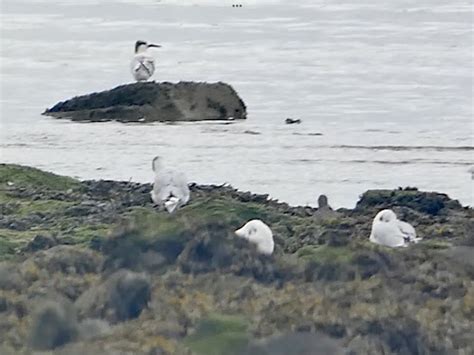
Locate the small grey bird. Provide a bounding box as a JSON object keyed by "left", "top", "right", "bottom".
{"left": 130, "top": 40, "right": 161, "bottom": 82}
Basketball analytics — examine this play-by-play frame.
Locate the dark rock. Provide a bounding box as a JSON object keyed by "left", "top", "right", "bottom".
{"left": 355, "top": 319, "right": 425, "bottom": 355}
{"left": 75, "top": 269, "right": 151, "bottom": 323}
{"left": 25, "top": 234, "right": 58, "bottom": 252}
{"left": 29, "top": 298, "right": 79, "bottom": 350}
{"left": 176, "top": 224, "right": 237, "bottom": 273}
{"left": 101, "top": 227, "right": 186, "bottom": 273}
{"left": 43, "top": 81, "right": 247, "bottom": 123}
{"left": 356, "top": 188, "right": 462, "bottom": 216}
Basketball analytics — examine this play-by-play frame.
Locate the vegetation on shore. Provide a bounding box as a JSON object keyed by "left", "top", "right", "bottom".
{"left": 0, "top": 164, "right": 472, "bottom": 354}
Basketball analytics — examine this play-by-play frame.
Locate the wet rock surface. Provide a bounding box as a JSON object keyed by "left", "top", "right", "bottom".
{"left": 43, "top": 81, "right": 247, "bottom": 123}
{"left": 0, "top": 164, "right": 473, "bottom": 354}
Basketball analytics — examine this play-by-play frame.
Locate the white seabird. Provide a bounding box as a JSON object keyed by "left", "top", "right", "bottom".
{"left": 130, "top": 40, "right": 161, "bottom": 82}
{"left": 235, "top": 219, "right": 274, "bottom": 255}
{"left": 150, "top": 156, "right": 190, "bottom": 213}
{"left": 369, "top": 209, "right": 421, "bottom": 248}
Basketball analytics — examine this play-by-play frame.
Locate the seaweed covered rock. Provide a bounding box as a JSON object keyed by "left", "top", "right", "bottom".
{"left": 356, "top": 188, "right": 463, "bottom": 216}
{"left": 43, "top": 81, "right": 247, "bottom": 123}
{"left": 75, "top": 269, "right": 151, "bottom": 323}
{"left": 300, "top": 245, "right": 394, "bottom": 282}
{"left": 0, "top": 262, "right": 25, "bottom": 291}
{"left": 100, "top": 209, "right": 297, "bottom": 284}
{"left": 29, "top": 298, "right": 79, "bottom": 350}
{"left": 26, "top": 245, "right": 102, "bottom": 275}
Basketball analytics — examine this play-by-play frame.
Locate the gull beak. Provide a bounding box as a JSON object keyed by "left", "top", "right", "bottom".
{"left": 235, "top": 227, "right": 245, "bottom": 238}
{"left": 147, "top": 44, "right": 161, "bottom": 48}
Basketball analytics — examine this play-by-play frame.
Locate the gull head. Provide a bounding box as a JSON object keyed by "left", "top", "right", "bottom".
{"left": 374, "top": 209, "right": 397, "bottom": 223}
{"left": 235, "top": 219, "right": 274, "bottom": 255}
{"left": 135, "top": 40, "right": 161, "bottom": 54}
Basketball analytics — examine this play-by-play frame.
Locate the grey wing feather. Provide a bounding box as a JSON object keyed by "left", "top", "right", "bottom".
{"left": 397, "top": 220, "right": 420, "bottom": 242}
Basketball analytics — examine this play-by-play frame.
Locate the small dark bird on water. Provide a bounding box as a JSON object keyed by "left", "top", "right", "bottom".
{"left": 285, "top": 118, "right": 301, "bottom": 124}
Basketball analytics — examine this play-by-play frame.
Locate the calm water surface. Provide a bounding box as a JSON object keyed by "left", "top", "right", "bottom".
{"left": 1, "top": 0, "right": 472, "bottom": 207}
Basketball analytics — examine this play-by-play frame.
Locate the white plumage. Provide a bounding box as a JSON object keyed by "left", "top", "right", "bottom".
{"left": 130, "top": 40, "right": 161, "bottom": 82}
{"left": 369, "top": 209, "right": 421, "bottom": 248}
{"left": 150, "top": 156, "right": 190, "bottom": 213}
{"left": 235, "top": 219, "right": 274, "bottom": 255}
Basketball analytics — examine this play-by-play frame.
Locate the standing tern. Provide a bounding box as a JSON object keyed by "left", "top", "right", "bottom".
{"left": 130, "top": 40, "right": 161, "bottom": 82}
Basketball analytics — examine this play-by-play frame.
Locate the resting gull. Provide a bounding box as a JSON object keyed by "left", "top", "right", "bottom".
{"left": 235, "top": 219, "right": 274, "bottom": 255}
{"left": 150, "top": 156, "right": 190, "bottom": 213}
{"left": 369, "top": 209, "right": 421, "bottom": 248}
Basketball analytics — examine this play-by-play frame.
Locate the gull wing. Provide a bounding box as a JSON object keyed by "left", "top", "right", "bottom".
{"left": 397, "top": 220, "right": 421, "bottom": 243}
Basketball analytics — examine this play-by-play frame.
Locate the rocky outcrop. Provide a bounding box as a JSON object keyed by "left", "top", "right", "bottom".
{"left": 43, "top": 81, "right": 247, "bottom": 123}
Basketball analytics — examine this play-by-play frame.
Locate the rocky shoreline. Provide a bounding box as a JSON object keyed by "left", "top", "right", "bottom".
{"left": 0, "top": 164, "right": 472, "bottom": 354}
